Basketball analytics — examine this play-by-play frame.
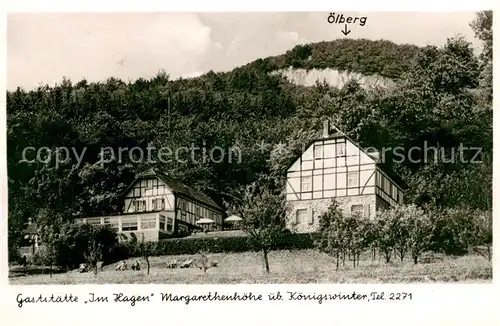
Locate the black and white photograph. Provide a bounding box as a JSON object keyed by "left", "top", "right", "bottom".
{"left": 5, "top": 11, "right": 493, "bottom": 285}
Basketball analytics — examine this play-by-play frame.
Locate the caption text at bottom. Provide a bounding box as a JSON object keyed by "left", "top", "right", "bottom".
{"left": 15, "top": 291, "right": 413, "bottom": 308}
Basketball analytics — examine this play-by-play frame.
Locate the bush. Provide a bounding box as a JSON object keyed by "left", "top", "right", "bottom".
{"left": 118, "top": 232, "right": 316, "bottom": 258}
{"left": 428, "top": 209, "right": 468, "bottom": 255}
{"left": 39, "top": 223, "right": 120, "bottom": 270}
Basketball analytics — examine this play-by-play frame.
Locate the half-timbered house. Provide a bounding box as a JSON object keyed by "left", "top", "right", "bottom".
{"left": 77, "top": 169, "right": 224, "bottom": 241}
{"left": 285, "top": 121, "right": 407, "bottom": 233}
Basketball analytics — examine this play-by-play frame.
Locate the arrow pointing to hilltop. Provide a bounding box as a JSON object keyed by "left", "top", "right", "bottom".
{"left": 341, "top": 24, "right": 351, "bottom": 36}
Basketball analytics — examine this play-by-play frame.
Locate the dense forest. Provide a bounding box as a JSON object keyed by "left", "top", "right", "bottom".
{"left": 7, "top": 12, "right": 492, "bottom": 255}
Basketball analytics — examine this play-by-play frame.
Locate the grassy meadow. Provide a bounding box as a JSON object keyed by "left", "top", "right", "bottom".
{"left": 9, "top": 249, "right": 492, "bottom": 284}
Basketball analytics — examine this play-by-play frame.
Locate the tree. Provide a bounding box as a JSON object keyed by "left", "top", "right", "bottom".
{"left": 239, "top": 175, "right": 290, "bottom": 273}
{"left": 84, "top": 240, "right": 102, "bottom": 275}
{"left": 470, "top": 211, "right": 493, "bottom": 264}
{"left": 470, "top": 11, "right": 492, "bottom": 105}
{"left": 36, "top": 224, "right": 63, "bottom": 276}
{"left": 385, "top": 205, "right": 409, "bottom": 262}
{"left": 470, "top": 11, "right": 492, "bottom": 61}
{"left": 32, "top": 247, "right": 56, "bottom": 277}
{"left": 428, "top": 207, "right": 466, "bottom": 255}
{"left": 376, "top": 205, "right": 431, "bottom": 264}
{"left": 451, "top": 209, "right": 493, "bottom": 264}
{"left": 374, "top": 209, "right": 397, "bottom": 263}
{"left": 405, "top": 205, "right": 434, "bottom": 264}
{"left": 138, "top": 233, "right": 154, "bottom": 275}
{"left": 6, "top": 32, "right": 491, "bottom": 268}
{"left": 344, "top": 213, "right": 373, "bottom": 268}
{"left": 315, "top": 200, "right": 348, "bottom": 271}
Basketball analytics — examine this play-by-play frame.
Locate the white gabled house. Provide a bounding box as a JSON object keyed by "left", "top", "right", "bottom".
{"left": 286, "top": 121, "right": 407, "bottom": 233}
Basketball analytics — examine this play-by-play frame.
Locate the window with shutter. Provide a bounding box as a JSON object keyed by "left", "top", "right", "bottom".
{"left": 308, "top": 209, "right": 314, "bottom": 225}
{"left": 363, "top": 205, "right": 371, "bottom": 219}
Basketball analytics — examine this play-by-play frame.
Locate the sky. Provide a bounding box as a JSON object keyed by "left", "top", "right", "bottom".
{"left": 7, "top": 11, "right": 482, "bottom": 90}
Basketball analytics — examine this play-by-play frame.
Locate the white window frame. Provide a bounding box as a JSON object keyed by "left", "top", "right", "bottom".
{"left": 296, "top": 209, "right": 307, "bottom": 224}
{"left": 140, "top": 216, "right": 157, "bottom": 229}
{"left": 314, "top": 145, "right": 323, "bottom": 159}
{"left": 301, "top": 176, "right": 312, "bottom": 191}
{"left": 103, "top": 217, "right": 119, "bottom": 231}
{"left": 348, "top": 171, "right": 358, "bottom": 188}
{"left": 337, "top": 143, "right": 345, "bottom": 156}
{"left": 153, "top": 198, "right": 166, "bottom": 211}
{"left": 166, "top": 217, "right": 174, "bottom": 232}
{"left": 121, "top": 217, "right": 138, "bottom": 231}
{"left": 159, "top": 215, "right": 166, "bottom": 231}
{"left": 134, "top": 199, "right": 146, "bottom": 212}
{"left": 86, "top": 218, "right": 102, "bottom": 226}
{"left": 351, "top": 204, "right": 363, "bottom": 216}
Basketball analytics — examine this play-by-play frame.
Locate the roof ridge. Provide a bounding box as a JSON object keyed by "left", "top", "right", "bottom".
{"left": 151, "top": 168, "right": 223, "bottom": 211}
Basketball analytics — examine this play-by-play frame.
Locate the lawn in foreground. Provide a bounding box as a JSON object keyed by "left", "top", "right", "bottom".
{"left": 10, "top": 249, "right": 492, "bottom": 284}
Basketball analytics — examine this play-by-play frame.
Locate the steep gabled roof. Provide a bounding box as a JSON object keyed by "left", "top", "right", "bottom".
{"left": 287, "top": 132, "right": 408, "bottom": 190}
{"left": 123, "top": 169, "right": 223, "bottom": 211}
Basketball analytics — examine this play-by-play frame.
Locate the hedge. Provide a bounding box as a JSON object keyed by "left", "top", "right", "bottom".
{"left": 118, "top": 232, "right": 317, "bottom": 258}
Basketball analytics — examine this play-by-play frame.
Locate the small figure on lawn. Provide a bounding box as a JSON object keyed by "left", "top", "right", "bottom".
{"left": 115, "top": 261, "right": 128, "bottom": 271}
{"left": 166, "top": 260, "right": 178, "bottom": 269}
{"left": 179, "top": 259, "right": 193, "bottom": 268}
{"left": 79, "top": 263, "right": 89, "bottom": 273}
{"left": 131, "top": 261, "right": 141, "bottom": 271}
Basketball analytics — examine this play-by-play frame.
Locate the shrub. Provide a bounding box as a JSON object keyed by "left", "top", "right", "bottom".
{"left": 118, "top": 232, "right": 316, "bottom": 258}
{"left": 428, "top": 208, "right": 468, "bottom": 255}
{"left": 32, "top": 245, "right": 57, "bottom": 277}
{"left": 39, "top": 222, "right": 119, "bottom": 270}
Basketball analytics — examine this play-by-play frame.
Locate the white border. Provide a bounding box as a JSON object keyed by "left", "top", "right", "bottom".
{"left": 1, "top": 1, "right": 499, "bottom": 326}
{"left": 4, "top": 0, "right": 497, "bottom": 12}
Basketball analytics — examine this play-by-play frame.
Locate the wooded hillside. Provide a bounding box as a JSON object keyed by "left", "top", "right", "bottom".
{"left": 7, "top": 12, "right": 492, "bottom": 257}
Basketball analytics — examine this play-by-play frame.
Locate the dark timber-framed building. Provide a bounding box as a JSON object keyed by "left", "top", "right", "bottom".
{"left": 77, "top": 169, "right": 225, "bottom": 241}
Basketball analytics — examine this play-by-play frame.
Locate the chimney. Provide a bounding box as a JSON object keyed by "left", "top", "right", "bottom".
{"left": 323, "top": 120, "right": 329, "bottom": 138}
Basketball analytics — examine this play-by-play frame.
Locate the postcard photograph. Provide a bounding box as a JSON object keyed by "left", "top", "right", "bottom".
{"left": 6, "top": 11, "right": 493, "bottom": 285}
